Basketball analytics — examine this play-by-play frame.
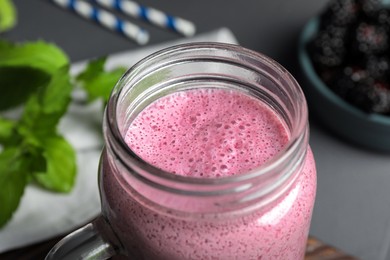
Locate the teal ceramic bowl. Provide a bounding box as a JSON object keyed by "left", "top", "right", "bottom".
{"left": 298, "top": 18, "right": 390, "bottom": 152}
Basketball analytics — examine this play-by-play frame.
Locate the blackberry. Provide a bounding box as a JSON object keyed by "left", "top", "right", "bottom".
{"left": 366, "top": 55, "right": 390, "bottom": 80}
{"left": 344, "top": 81, "right": 377, "bottom": 112}
{"left": 330, "top": 66, "right": 390, "bottom": 114}
{"left": 359, "top": 0, "right": 382, "bottom": 19}
{"left": 307, "top": 25, "right": 349, "bottom": 68}
{"left": 330, "top": 70, "right": 358, "bottom": 98}
{"left": 344, "top": 65, "right": 369, "bottom": 82}
{"left": 330, "top": 66, "right": 368, "bottom": 98}
{"left": 377, "top": 9, "right": 390, "bottom": 28}
{"left": 319, "top": 0, "right": 361, "bottom": 27}
{"left": 351, "top": 22, "right": 389, "bottom": 56}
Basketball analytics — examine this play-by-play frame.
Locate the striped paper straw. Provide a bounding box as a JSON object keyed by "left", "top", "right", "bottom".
{"left": 52, "top": 0, "right": 149, "bottom": 45}
{"left": 94, "top": 0, "right": 196, "bottom": 37}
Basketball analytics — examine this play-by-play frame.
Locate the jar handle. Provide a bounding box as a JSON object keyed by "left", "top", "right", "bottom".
{"left": 45, "top": 216, "right": 120, "bottom": 260}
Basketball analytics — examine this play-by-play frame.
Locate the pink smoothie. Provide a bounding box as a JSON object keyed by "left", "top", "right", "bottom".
{"left": 101, "top": 88, "right": 316, "bottom": 259}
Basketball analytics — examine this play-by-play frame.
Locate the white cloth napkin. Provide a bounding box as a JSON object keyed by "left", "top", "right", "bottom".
{"left": 0, "top": 28, "right": 238, "bottom": 253}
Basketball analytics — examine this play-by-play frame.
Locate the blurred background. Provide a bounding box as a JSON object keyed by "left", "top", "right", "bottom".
{"left": 2, "top": 1, "right": 390, "bottom": 259}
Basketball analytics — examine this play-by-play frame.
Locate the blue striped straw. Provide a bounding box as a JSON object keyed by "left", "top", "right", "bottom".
{"left": 94, "top": 0, "right": 196, "bottom": 37}
{"left": 52, "top": 0, "right": 149, "bottom": 45}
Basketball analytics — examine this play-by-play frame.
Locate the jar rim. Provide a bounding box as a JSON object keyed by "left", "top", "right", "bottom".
{"left": 104, "top": 42, "right": 309, "bottom": 189}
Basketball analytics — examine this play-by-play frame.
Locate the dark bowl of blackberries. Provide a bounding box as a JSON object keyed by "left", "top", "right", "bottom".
{"left": 299, "top": 0, "right": 390, "bottom": 152}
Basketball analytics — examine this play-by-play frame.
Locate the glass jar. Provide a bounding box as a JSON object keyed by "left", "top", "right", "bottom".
{"left": 47, "top": 43, "right": 316, "bottom": 260}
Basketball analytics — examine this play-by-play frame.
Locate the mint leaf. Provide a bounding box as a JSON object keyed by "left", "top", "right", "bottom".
{"left": 40, "top": 65, "right": 72, "bottom": 113}
{"left": 16, "top": 65, "right": 76, "bottom": 193}
{"left": 0, "top": 39, "right": 81, "bottom": 228}
{"left": 0, "top": 117, "right": 15, "bottom": 143}
{"left": 77, "top": 57, "right": 126, "bottom": 102}
{"left": 0, "top": 40, "right": 69, "bottom": 75}
{"left": 18, "top": 66, "right": 72, "bottom": 139}
{"left": 0, "top": 0, "right": 17, "bottom": 33}
{"left": 28, "top": 146, "right": 47, "bottom": 174}
{"left": 0, "top": 40, "right": 69, "bottom": 110}
{"left": 0, "top": 147, "right": 29, "bottom": 228}
{"left": 78, "top": 56, "right": 106, "bottom": 79}
{"left": 17, "top": 95, "right": 58, "bottom": 147}
{"left": 0, "top": 66, "right": 50, "bottom": 111}
{"left": 33, "top": 135, "right": 76, "bottom": 192}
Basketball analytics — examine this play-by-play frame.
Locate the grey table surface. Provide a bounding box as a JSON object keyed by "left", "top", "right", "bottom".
{"left": 3, "top": 1, "right": 390, "bottom": 259}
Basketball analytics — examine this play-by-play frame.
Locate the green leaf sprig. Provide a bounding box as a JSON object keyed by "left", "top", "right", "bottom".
{"left": 0, "top": 40, "right": 125, "bottom": 228}
{"left": 76, "top": 56, "right": 126, "bottom": 103}
{"left": 0, "top": 40, "right": 75, "bottom": 227}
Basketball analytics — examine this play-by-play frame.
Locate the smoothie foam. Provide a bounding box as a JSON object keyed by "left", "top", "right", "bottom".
{"left": 125, "top": 88, "right": 289, "bottom": 178}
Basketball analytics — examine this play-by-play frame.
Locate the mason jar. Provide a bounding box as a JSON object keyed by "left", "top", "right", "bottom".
{"left": 46, "top": 43, "right": 316, "bottom": 260}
